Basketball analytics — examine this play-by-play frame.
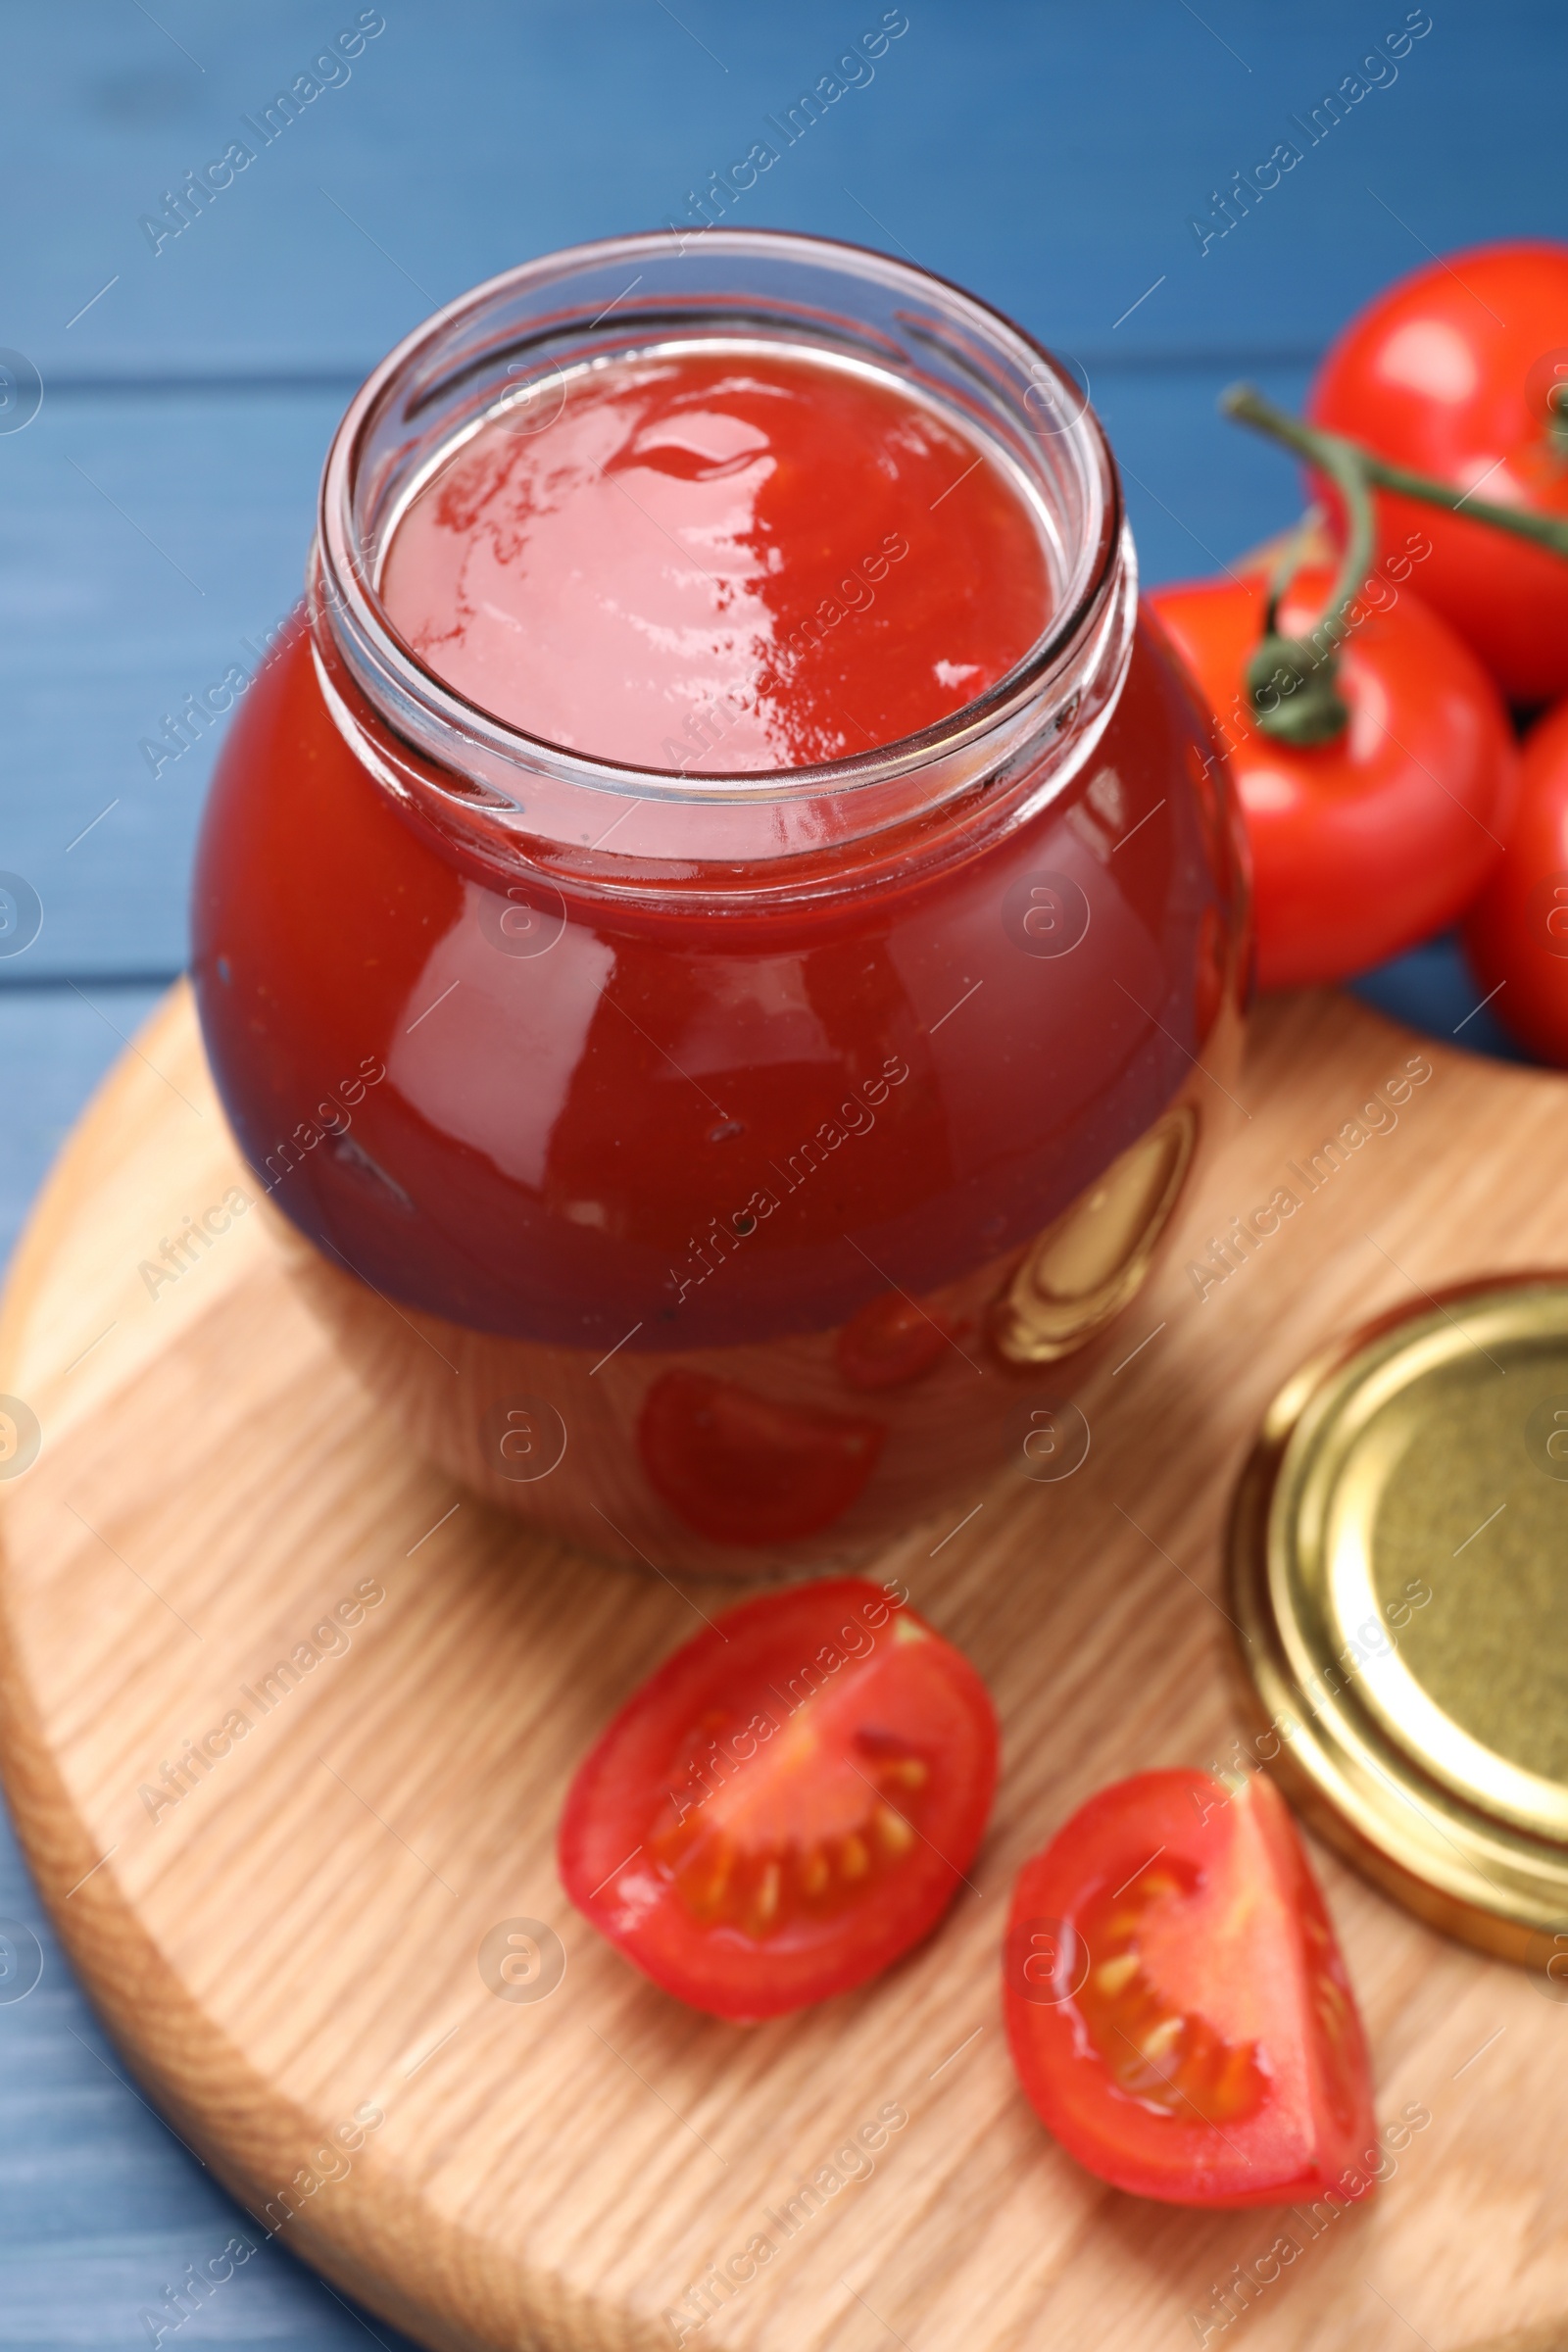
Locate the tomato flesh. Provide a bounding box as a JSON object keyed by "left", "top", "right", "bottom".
{"left": 560, "top": 1577, "right": 998, "bottom": 2020}
{"left": 1309, "top": 239, "right": 1568, "bottom": 707}
{"left": 637, "top": 1372, "right": 885, "bottom": 1545}
{"left": 1004, "top": 1770, "right": 1376, "bottom": 2207}
{"left": 1070, "top": 1853, "right": 1272, "bottom": 2127}
{"left": 1149, "top": 567, "right": 1514, "bottom": 989}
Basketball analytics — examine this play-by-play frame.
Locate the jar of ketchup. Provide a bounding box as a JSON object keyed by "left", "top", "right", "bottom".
{"left": 193, "top": 231, "right": 1249, "bottom": 1577}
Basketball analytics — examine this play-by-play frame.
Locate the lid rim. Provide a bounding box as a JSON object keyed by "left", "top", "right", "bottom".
{"left": 1227, "top": 1271, "right": 1568, "bottom": 1969}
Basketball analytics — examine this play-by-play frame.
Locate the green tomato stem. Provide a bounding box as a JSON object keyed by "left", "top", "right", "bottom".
{"left": 1221, "top": 382, "right": 1568, "bottom": 743}
{"left": 1219, "top": 385, "right": 1379, "bottom": 746}
{"left": 1222, "top": 381, "right": 1568, "bottom": 564}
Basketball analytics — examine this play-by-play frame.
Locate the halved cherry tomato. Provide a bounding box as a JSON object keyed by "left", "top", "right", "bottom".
{"left": 1004, "top": 1770, "right": 1375, "bottom": 2208}
{"left": 637, "top": 1371, "right": 884, "bottom": 1545}
{"left": 835, "top": 1290, "right": 953, "bottom": 1390}
{"left": 1149, "top": 567, "right": 1515, "bottom": 989}
{"left": 560, "top": 1577, "right": 998, "bottom": 2021}
{"left": 1465, "top": 691, "right": 1568, "bottom": 1062}
{"left": 1309, "top": 240, "right": 1568, "bottom": 706}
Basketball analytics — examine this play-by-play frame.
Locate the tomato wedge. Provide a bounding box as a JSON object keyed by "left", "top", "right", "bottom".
{"left": 560, "top": 1577, "right": 998, "bottom": 2021}
{"left": 637, "top": 1371, "right": 885, "bottom": 1545}
{"left": 1004, "top": 1770, "right": 1375, "bottom": 2207}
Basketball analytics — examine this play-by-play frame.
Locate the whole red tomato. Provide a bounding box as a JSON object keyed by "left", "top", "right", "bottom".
{"left": 1309, "top": 240, "right": 1568, "bottom": 706}
{"left": 1464, "top": 693, "right": 1568, "bottom": 1062}
{"left": 1148, "top": 568, "right": 1516, "bottom": 990}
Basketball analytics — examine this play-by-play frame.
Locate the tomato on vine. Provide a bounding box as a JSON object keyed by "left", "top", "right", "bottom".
{"left": 1149, "top": 556, "right": 1515, "bottom": 990}
{"left": 1308, "top": 241, "right": 1568, "bottom": 706}
{"left": 1464, "top": 693, "right": 1568, "bottom": 1062}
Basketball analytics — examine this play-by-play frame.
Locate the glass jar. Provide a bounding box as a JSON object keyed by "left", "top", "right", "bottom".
{"left": 192, "top": 229, "right": 1249, "bottom": 1578}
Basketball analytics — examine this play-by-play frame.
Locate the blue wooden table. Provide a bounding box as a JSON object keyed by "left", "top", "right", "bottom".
{"left": 1, "top": 6, "right": 1560, "bottom": 2343}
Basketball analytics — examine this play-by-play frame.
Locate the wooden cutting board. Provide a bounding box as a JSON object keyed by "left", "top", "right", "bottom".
{"left": 2, "top": 981, "right": 1568, "bottom": 2352}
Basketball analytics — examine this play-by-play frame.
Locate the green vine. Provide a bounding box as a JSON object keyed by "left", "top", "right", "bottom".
{"left": 1220, "top": 381, "right": 1568, "bottom": 744}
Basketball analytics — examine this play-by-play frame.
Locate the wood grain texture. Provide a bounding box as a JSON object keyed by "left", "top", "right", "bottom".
{"left": 4, "top": 984, "right": 1568, "bottom": 2352}
{"left": 8, "top": 9, "right": 1568, "bottom": 2339}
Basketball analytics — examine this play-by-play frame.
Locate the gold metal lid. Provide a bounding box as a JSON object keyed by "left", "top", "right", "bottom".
{"left": 1227, "top": 1275, "right": 1568, "bottom": 1968}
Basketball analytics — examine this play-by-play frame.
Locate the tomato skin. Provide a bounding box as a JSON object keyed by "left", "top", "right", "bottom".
{"left": 1464, "top": 694, "right": 1568, "bottom": 1062}
{"left": 636, "top": 1372, "right": 886, "bottom": 1545}
{"left": 560, "top": 1577, "right": 998, "bottom": 2022}
{"left": 1309, "top": 240, "right": 1568, "bottom": 707}
{"left": 835, "top": 1290, "right": 954, "bottom": 1390}
{"left": 1149, "top": 568, "right": 1515, "bottom": 989}
{"left": 1004, "top": 1770, "right": 1376, "bottom": 2209}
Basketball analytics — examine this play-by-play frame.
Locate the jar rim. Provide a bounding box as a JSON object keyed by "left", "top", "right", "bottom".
{"left": 316, "top": 225, "right": 1123, "bottom": 804}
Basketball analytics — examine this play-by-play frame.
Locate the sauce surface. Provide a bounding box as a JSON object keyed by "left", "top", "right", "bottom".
{"left": 378, "top": 345, "right": 1054, "bottom": 770}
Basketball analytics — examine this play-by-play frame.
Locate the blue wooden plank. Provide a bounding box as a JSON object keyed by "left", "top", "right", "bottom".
{"left": 1349, "top": 932, "right": 1535, "bottom": 1063}
{"left": 0, "top": 1809, "right": 422, "bottom": 2351}
{"left": 0, "top": 391, "right": 336, "bottom": 978}
{"left": 0, "top": 988, "right": 165, "bottom": 1257}
{"left": 0, "top": 2, "right": 1564, "bottom": 382}
{"left": 1098, "top": 361, "right": 1313, "bottom": 587}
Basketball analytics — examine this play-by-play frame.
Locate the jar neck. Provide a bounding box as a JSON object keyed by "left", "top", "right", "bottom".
{"left": 310, "top": 529, "right": 1136, "bottom": 904}
{"left": 309, "top": 229, "right": 1132, "bottom": 903}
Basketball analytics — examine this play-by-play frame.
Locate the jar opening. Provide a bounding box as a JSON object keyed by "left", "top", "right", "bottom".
{"left": 317, "top": 228, "right": 1124, "bottom": 815}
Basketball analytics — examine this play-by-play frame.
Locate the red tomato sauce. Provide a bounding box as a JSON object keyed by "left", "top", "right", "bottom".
{"left": 192, "top": 330, "right": 1241, "bottom": 1565}
{"left": 193, "top": 611, "right": 1226, "bottom": 1352}
{"left": 378, "top": 345, "right": 1053, "bottom": 770}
